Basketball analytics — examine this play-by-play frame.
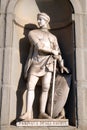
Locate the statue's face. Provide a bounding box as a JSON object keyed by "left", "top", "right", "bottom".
{"left": 37, "top": 17, "right": 47, "bottom": 28}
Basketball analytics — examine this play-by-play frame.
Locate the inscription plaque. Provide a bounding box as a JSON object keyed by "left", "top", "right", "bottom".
{"left": 16, "top": 119, "right": 68, "bottom": 127}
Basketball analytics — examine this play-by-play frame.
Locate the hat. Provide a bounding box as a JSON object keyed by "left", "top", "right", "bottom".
{"left": 37, "top": 12, "right": 50, "bottom": 22}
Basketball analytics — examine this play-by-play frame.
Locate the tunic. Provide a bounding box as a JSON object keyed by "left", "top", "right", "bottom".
{"left": 25, "top": 29, "right": 60, "bottom": 77}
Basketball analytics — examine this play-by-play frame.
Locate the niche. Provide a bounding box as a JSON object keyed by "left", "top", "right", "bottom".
{"left": 12, "top": 0, "right": 76, "bottom": 126}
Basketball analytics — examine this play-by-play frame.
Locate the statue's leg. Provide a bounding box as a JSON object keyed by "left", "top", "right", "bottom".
{"left": 39, "top": 72, "right": 52, "bottom": 119}
{"left": 20, "top": 74, "right": 39, "bottom": 120}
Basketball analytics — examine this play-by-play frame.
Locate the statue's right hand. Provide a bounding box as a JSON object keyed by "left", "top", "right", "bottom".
{"left": 52, "top": 50, "right": 59, "bottom": 56}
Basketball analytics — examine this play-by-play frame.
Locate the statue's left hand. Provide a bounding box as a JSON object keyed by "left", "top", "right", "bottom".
{"left": 60, "top": 66, "right": 69, "bottom": 73}
{"left": 52, "top": 50, "right": 59, "bottom": 56}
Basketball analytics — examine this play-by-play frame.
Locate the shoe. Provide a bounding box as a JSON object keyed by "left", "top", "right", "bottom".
{"left": 39, "top": 113, "right": 52, "bottom": 119}
{"left": 19, "top": 112, "right": 33, "bottom": 121}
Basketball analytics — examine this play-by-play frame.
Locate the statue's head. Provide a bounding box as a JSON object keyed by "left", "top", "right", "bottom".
{"left": 37, "top": 12, "right": 50, "bottom": 28}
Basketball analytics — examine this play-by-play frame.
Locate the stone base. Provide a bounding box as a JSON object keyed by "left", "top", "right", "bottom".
{"left": 16, "top": 119, "right": 68, "bottom": 127}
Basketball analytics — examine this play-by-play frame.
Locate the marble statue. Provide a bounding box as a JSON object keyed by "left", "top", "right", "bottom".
{"left": 20, "top": 12, "right": 69, "bottom": 121}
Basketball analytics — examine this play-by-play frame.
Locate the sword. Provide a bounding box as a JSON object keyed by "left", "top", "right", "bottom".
{"left": 50, "top": 59, "right": 57, "bottom": 117}
{"left": 50, "top": 56, "right": 69, "bottom": 117}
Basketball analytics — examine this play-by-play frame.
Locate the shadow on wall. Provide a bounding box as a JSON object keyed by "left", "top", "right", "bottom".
{"left": 11, "top": 23, "right": 37, "bottom": 125}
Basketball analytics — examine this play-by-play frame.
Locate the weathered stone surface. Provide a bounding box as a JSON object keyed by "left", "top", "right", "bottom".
{"left": 77, "top": 82, "right": 87, "bottom": 120}
{"left": 11, "top": 49, "right": 22, "bottom": 88}
{"left": 0, "top": 49, "right": 3, "bottom": 113}
{"left": 5, "top": 14, "right": 13, "bottom": 47}
{"left": 82, "top": 15, "right": 87, "bottom": 48}
{"left": 0, "top": 48, "right": 3, "bottom": 84}
{"left": 76, "top": 48, "right": 85, "bottom": 80}
{"left": 0, "top": 14, "right": 5, "bottom": 48}
{"left": 1, "top": 86, "right": 10, "bottom": 125}
{"left": 84, "top": 51, "right": 87, "bottom": 78}
{"left": 1, "top": 126, "right": 76, "bottom": 130}
{"left": 3, "top": 47, "right": 12, "bottom": 84}
{"left": 1, "top": 0, "right": 9, "bottom": 13}
{"left": 74, "top": 14, "right": 84, "bottom": 48}
{"left": 9, "top": 87, "right": 17, "bottom": 122}
{"left": 78, "top": 119, "right": 87, "bottom": 130}
{"left": 14, "top": 0, "right": 39, "bottom": 26}
{"left": 79, "top": 0, "right": 87, "bottom": 13}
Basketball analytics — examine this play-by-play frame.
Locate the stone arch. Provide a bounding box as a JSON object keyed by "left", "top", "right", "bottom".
{"left": 6, "top": 0, "right": 83, "bottom": 44}
{"left": 6, "top": 0, "right": 18, "bottom": 13}
{"left": 7, "top": 0, "right": 82, "bottom": 14}
{"left": 70, "top": 0, "right": 84, "bottom": 80}
{"left": 6, "top": 0, "right": 84, "bottom": 50}
{"left": 6, "top": 0, "right": 84, "bottom": 47}
{"left": 70, "top": 0, "right": 82, "bottom": 13}
{"left": 69, "top": 0, "right": 84, "bottom": 49}
{"left": 3, "top": 0, "right": 84, "bottom": 125}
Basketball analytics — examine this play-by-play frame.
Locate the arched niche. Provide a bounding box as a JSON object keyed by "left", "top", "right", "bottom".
{"left": 4, "top": 0, "right": 83, "bottom": 126}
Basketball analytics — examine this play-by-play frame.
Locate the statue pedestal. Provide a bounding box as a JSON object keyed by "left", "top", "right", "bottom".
{"left": 16, "top": 119, "right": 68, "bottom": 127}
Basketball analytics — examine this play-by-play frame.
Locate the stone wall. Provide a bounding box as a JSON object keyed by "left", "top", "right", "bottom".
{"left": 71, "top": 0, "right": 87, "bottom": 129}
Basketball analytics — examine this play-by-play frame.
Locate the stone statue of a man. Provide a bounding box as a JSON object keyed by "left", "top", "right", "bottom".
{"left": 20, "top": 12, "right": 65, "bottom": 121}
